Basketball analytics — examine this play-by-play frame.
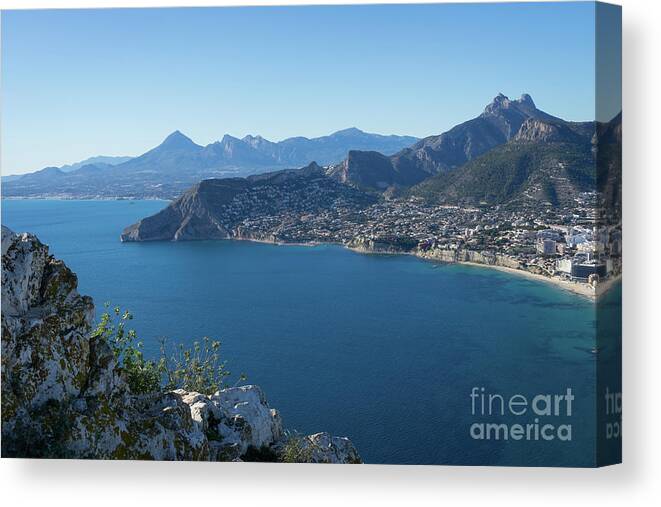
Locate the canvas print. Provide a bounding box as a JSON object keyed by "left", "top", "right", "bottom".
{"left": 1, "top": 2, "right": 621, "bottom": 466}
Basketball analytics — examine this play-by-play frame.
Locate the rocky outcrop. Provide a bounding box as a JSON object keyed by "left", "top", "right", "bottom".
{"left": 298, "top": 432, "right": 362, "bottom": 464}
{"left": 346, "top": 235, "right": 418, "bottom": 254}
{"left": 1, "top": 226, "right": 360, "bottom": 462}
{"left": 513, "top": 118, "right": 583, "bottom": 143}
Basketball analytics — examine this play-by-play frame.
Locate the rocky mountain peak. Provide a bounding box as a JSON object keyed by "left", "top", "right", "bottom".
{"left": 483, "top": 93, "right": 511, "bottom": 113}
{"left": 221, "top": 134, "right": 241, "bottom": 144}
{"left": 333, "top": 127, "right": 364, "bottom": 137}
{"left": 159, "top": 130, "right": 199, "bottom": 150}
{"left": 483, "top": 93, "right": 538, "bottom": 116}
{"left": 519, "top": 93, "right": 536, "bottom": 108}
{"left": 242, "top": 134, "right": 264, "bottom": 143}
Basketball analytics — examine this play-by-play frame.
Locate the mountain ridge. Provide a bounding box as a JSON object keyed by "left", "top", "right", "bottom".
{"left": 407, "top": 112, "right": 623, "bottom": 207}
{"left": 3, "top": 128, "right": 418, "bottom": 199}
{"left": 326, "top": 93, "right": 594, "bottom": 192}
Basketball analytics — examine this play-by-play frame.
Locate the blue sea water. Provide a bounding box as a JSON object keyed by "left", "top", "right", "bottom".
{"left": 2, "top": 199, "right": 603, "bottom": 466}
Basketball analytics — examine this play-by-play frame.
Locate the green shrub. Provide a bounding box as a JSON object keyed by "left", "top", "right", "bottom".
{"left": 160, "top": 336, "right": 235, "bottom": 394}
{"left": 91, "top": 305, "right": 162, "bottom": 394}
{"left": 280, "top": 432, "right": 315, "bottom": 463}
{"left": 92, "top": 305, "right": 243, "bottom": 395}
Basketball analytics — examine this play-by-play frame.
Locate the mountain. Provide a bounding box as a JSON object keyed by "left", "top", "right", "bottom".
{"left": 326, "top": 93, "right": 592, "bottom": 192}
{"left": 120, "top": 93, "right": 615, "bottom": 244}
{"left": 15, "top": 166, "right": 66, "bottom": 182}
{"left": 110, "top": 128, "right": 417, "bottom": 173}
{"left": 2, "top": 128, "right": 418, "bottom": 199}
{"left": 262, "top": 127, "right": 418, "bottom": 167}
{"left": 1, "top": 155, "right": 132, "bottom": 183}
{"left": 409, "top": 116, "right": 597, "bottom": 206}
{"left": 121, "top": 162, "right": 377, "bottom": 241}
{"left": 58, "top": 155, "right": 133, "bottom": 173}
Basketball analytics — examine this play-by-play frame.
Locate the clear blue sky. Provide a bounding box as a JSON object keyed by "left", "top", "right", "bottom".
{"left": 2, "top": 2, "right": 606, "bottom": 175}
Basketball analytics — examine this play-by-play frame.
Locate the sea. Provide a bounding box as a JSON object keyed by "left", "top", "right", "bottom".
{"left": 2, "top": 199, "right": 619, "bottom": 466}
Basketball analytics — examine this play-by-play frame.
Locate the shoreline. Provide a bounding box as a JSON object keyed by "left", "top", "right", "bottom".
{"left": 460, "top": 262, "right": 596, "bottom": 300}
{"left": 1, "top": 196, "right": 171, "bottom": 202}
{"left": 350, "top": 246, "right": 597, "bottom": 300}
{"left": 231, "top": 236, "right": 604, "bottom": 301}
{"left": 5, "top": 197, "right": 612, "bottom": 301}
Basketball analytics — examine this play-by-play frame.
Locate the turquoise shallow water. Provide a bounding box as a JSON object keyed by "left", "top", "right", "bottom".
{"left": 2, "top": 199, "right": 601, "bottom": 465}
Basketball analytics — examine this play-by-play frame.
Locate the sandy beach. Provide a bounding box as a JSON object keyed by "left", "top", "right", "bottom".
{"left": 459, "top": 262, "right": 597, "bottom": 300}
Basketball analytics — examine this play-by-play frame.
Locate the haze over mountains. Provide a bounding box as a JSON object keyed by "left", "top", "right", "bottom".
{"left": 2, "top": 128, "right": 418, "bottom": 199}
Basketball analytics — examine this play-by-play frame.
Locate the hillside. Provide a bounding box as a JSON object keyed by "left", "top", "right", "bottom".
{"left": 327, "top": 93, "right": 592, "bottom": 192}
{"left": 121, "top": 162, "right": 377, "bottom": 241}
{"left": 410, "top": 137, "right": 595, "bottom": 206}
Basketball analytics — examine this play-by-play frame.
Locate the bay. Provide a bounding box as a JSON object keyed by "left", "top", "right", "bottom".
{"left": 1, "top": 199, "right": 599, "bottom": 465}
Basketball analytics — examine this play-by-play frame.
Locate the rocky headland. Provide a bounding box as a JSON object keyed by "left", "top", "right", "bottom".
{"left": 1, "top": 226, "right": 361, "bottom": 462}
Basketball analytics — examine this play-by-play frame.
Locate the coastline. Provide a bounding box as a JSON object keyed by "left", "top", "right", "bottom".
{"left": 596, "top": 274, "right": 622, "bottom": 299}
{"left": 1, "top": 196, "right": 172, "bottom": 202}
{"left": 4, "top": 198, "right": 608, "bottom": 301}
{"left": 234, "top": 237, "right": 601, "bottom": 300}
{"left": 460, "top": 262, "right": 597, "bottom": 300}
{"left": 347, "top": 245, "right": 597, "bottom": 300}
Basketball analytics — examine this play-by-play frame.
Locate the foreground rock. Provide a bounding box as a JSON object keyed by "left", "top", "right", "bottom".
{"left": 1, "top": 226, "right": 360, "bottom": 462}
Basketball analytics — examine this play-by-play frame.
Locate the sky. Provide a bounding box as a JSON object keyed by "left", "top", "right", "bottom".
{"left": 1, "top": 2, "right": 616, "bottom": 175}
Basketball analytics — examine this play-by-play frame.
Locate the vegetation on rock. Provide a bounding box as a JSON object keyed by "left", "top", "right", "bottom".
{"left": 92, "top": 304, "right": 241, "bottom": 395}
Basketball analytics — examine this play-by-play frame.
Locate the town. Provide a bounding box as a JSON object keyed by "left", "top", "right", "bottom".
{"left": 224, "top": 183, "right": 621, "bottom": 295}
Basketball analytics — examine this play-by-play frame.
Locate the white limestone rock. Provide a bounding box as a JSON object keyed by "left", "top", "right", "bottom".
{"left": 300, "top": 432, "right": 362, "bottom": 464}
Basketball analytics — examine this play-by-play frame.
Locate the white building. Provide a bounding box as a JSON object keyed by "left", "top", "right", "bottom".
{"left": 556, "top": 258, "right": 573, "bottom": 274}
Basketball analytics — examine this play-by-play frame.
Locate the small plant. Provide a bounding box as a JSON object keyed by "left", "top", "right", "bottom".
{"left": 91, "top": 305, "right": 243, "bottom": 395}
{"left": 91, "top": 305, "right": 162, "bottom": 394}
{"left": 160, "top": 336, "right": 234, "bottom": 394}
{"left": 280, "top": 432, "right": 315, "bottom": 463}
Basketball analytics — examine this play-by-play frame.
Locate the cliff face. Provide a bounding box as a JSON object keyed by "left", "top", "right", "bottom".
{"left": 345, "top": 235, "right": 523, "bottom": 271}
{"left": 416, "top": 247, "right": 522, "bottom": 270}
{"left": 1, "top": 226, "right": 360, "bottom": 463}
{"left": 513, "top": 118, "right": 584, "bottom": 143}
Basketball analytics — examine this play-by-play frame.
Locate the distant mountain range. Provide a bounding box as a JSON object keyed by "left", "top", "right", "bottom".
{"left": 1, "top": 155, "right": 132, "bottom": 183}
{"left": 2, "top": 128, "right": 418, "bottom": 199}
{"left": 58, "top": 155, "right": 134, "bottom": 173}
{"left": 122, "top": 94, "right": 622, "bottom": 242}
